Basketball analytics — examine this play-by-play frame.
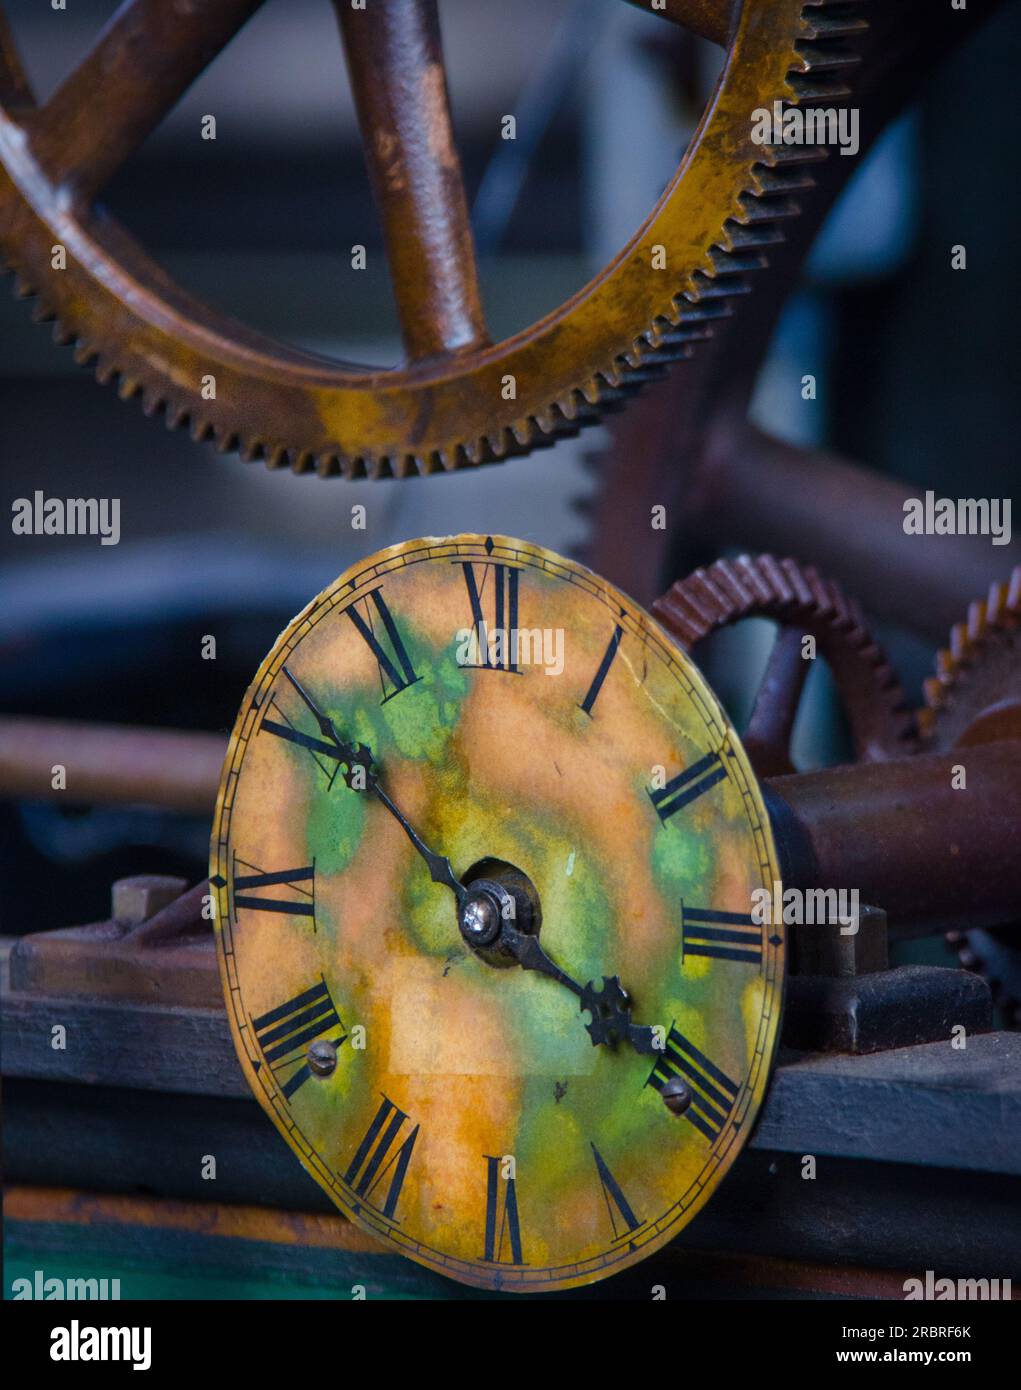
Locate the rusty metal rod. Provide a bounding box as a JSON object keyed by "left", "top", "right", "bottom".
{"left": 0, "top": 718, "right": 224, "bottom": 815}
{"left": 0, "top": 11, "right": 33, "bottom": 108}
{"left": 622, "top": 0, "right": 736, "bottom": 46}
{"left": 764, "top": 741, "right": 1021, "bottom": 935}
{"left": 1, "top": 716, "right": 1017, "bottom": 940}
{"left": 30, "top": 0, "right": 265, "bottom": 201}
{"left": 711, "top": 425, "right": 1021, "bottom": 642}
{"left": 336, "top": 0, "right": 489, "bottom": 361}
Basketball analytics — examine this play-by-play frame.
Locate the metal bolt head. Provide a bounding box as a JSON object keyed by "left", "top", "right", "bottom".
{"left": 661, "top": 1077, "right": 693, "bottom": 1116}
{"left": 307, "top": 1040, "right": 338, "bottom": 1077}
{"left": 460, "top": 889, "right": 502, "bottom": 946}
{"left": 111, "top": 874, "right": 188, "bottom": 926}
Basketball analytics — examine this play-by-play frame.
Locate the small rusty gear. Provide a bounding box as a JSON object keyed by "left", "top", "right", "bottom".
{"left": 0, "top": 0, "right": 865, "bottom": 477}
{"left": 918, "top": 567, "right": 1021, "bottom": 1025}
{"left": 652, "top": 553, "right": 917, "bottom": 775}
{"left": 917, "top": 568, "right": 1021, "bottom": 750}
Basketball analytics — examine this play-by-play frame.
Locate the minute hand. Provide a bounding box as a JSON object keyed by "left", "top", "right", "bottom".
{"left": 282, "top": 667, "right": 465, "bottom": 908}
{"left": 369, "top": 781, "right": 466, "bottom": 909}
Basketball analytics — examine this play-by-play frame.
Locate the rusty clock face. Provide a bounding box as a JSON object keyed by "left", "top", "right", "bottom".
{"left": 211, "top": 535, "right": 783, "bottom": 1292}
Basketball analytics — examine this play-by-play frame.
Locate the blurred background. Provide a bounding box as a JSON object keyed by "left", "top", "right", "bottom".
{"left": 1, "top": 0, "right": 1018, "bottom": 937}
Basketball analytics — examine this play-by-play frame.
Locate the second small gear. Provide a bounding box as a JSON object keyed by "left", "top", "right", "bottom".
{"left": 652, "top": 553, "right": 917, "bottom": 776}
{"left": 918, "top": 567, "right": 1021, "bottom": 1026}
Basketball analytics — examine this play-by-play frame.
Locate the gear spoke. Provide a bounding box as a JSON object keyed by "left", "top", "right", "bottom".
{"left": 336, "top": 0, "right": 489, "bottom": 363}
{"left": 25, "top": 0, "right": 265, "bottom": 203}
{"left": 743, "top": 625, "right": 809, "bottom": 776}
{"left": 0, "top": 12, "right": 33, "bottom": 108}
{"left": 621, "top": 0, "right": 736, "bottom": 47}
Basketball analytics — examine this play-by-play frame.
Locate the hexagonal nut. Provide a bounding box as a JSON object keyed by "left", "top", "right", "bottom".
{"left": 111, "top": 875, "right": 189, "bottom": 926}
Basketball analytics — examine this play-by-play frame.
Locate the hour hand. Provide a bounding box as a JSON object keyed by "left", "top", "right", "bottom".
{"left": 579, "top": 976, "right": 660, "bottom": 1056}
{"left": 499, "top": 926, "right": 659, "bottom": 1058}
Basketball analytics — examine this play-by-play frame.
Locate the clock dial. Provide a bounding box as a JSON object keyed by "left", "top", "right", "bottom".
{"left": 211, "top": 535, "right": 783, "bottom": 1292}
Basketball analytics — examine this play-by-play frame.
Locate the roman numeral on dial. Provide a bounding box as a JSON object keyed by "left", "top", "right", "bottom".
{"left": 649, "top": 750, "right": 728, "bottom": 823}
{"left": 250, "top": 977, "right": 346, "bottom": 1101}
{"left": 579, "top": 624, "right": 623, "bottom": 715}
{"left": 343, "top": 1096, "right": 420, "bottom": 1222}
{"left": 259, "top": 668, "right": 349, "bottom": 785}
{"left": 232, "top": 858, "right": 315, "bottom": 919}
{"left": 347, "top": 589, "right": 420, "bottom": 701}
{"left": 646, "top": 1026, "right": 740, "bottom": 1142}
{"left": 591, "top": 1143, "right": 644, "bottom": 1247}
{"left": 681, "top": 903, "right": 762, "bottom": 965}
{"left": 458, "top": 561, "right": 521, "bottom": 672}
{"left": 482, "top": 1155, "right": 525, "bottom": 1265}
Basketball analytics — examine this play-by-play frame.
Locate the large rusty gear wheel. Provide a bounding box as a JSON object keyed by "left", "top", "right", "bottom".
{"left": 652, "top": 553, "right": 917, "bottom": 776}
{"left": 918, "top": 567, "right": 1021, "bottom": 1026}
{"left": 0, "top": 0, "right": 864, "bottom": 477}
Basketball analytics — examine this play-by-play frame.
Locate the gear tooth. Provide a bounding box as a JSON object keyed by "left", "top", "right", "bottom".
{"left": 723, "top": 556, "right": 762, "bottom": 606}
{"left": 800, "top": 566, "right": 837, "bottom": 621}
{"left": 190, "top": 417, "right": 214, "bottom": 444}
{"left": 682, "top": 569, "right": 733, "bottom": 627}
{"left": 238, "top": 438, "right": 263, "bottom": 463}
{"left": 416, "top": 449, "right": 442, "bottom": 475}
{"left": 916, "top": 706, "right": 936, "bottom": 741}
{"left": 737, "top": 191, "right": 802, "bottom": 225}
{"left": 754, "top": 554, "right": 796, "bottom": 607}
{"left": 117, "top": 376, "right": 141, "bottom": 402}
{"left": 165, "top": 403, "right": 188, "bottom": 431}
{"left": 686, "top": 271, "right": 748, "bottom": 303}
{"left": 985, "top": 580, "right": 1007, "bottom": 627}
{"left": 794, "top": 40, "right": 862, "bottom": 75}
{"left": 707, "top": 558, "right": 754, "bottom": 613}
{"left": 1007, "top": 568, "right": 1021, "bottom": 616}
{"left": 73, "top": 341, "right": 97, "bottom": 366}
{"left": 935, "top": 649, "right": 955, "bottom": 679}
{"left": 750, "top": 162, "right": 817, "bottom": 196}
{"left": 838, "top": 592, "right": 867, "bottom": 634}
{"left": 52, "top": 321, "right": 76, "bottom": 346}
{"left": 777, "top": 556, "right": 815, "bottom": 609}
{"left": 95, "top": 359, "right": 118, "bottom": 387}
{"left": 31, "top": 300, "right": 56, "bottom": 324}
{"left": 949, "top": 622, "right": 971, "bottom": 663}
{"left": 140, "top": 388, "right": 164, "bottom": 418}
{"left": 922, "top": 675, "right": 946, "bottom": 711}
{"left": 800, "top": 11, "right": 869, "bottom": 41}
{"left": 651, "top": 591, "right": 707, "bottom": 651}
{"left": 966, "top": 600, "right": 987, "bottom": 644}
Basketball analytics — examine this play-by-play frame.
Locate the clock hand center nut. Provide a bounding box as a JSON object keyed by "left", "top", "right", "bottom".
{"left": 458, "top": 879, "right": 525, "bottom": 950}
